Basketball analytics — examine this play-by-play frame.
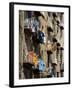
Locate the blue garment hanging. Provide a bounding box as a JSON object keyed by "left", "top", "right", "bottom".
{"left": 32, "top": 19, "right": 40, "bottom": 32}
{"left": 38, "top": 58, "right": 46, "bottom": 72}
{"left": 38, "top": 31, "right": 45, "bottom": 43}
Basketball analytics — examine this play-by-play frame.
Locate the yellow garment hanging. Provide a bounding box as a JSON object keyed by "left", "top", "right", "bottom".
{"left": 33, "top": 53, "right": 38, "bottom": 65}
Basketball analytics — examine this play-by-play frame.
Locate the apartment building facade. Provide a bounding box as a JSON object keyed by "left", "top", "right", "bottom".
{"left": 19, "top": 10, "right": 64, "bottom": 79}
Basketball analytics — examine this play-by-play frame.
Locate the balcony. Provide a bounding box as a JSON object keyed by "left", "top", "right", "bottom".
{"left": 24, "top": 18, "right": 40, "bottom": 32}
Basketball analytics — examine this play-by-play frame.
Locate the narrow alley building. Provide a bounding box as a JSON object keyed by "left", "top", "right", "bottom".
{"left": 19, "top": 11, "right": 64, "bottom": 79}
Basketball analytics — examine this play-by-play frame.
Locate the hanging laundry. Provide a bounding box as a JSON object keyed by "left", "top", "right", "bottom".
{"left": 34, "top": 45, "right": 40, "bottom": 55}
{"left": 34, "top": 19, "right": 40, "bottom": 31}
{"left": 31, "top": 18, "right": 40, "bottom": 32}
{"left": 28, "top": 51, "right": 34, "bottom": 64}
{"left": 38, "top": 58, "right": 46, "bottom": 72}
{"left": 33, "top": 53, "right": 38, "bottom": 66}
{"left": 38, "top": 30, "right": 45, "bottom": 43}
